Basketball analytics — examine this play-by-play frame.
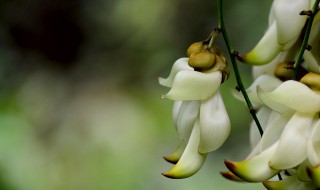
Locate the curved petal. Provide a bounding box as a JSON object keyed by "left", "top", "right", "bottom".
{"left": 260, "top": 111, "right": 293, "bottom": 151}
{"left": 240, "top": 22, "right": 282, "bottom": 65}
{"left": 232, "top": 75, "right": 282, "bottom": 107}
{"left": 249, "top": 106, "right": 273, "bottom": 148}
{"left": 224, "top": 142, "right": 280, "bottom": 182}
{"left": 220, "top": 171, "right": 245, "bottom": 182}
{"left": 263, "top": 175, "right": 317, "bottom": 190}
{"left": 176, "top": 101, "right": 200, "bottom": 142}
{"left": 269, "top": 112, "right": 316, "bottom": 170}
{"left": 303, "top": 51, "right": 320, "bottom": 73}
{"left": 172, "top": 101, "right": 182, "bottom": 129}
{"left": 258, "top": 80, "right": 320, "bottom": 113}
{"left": 274, "top": 0, "right": 309, "bottom": 46}
{"left": 198, "top": 92, "right": 230, "bottom": 154}
{"left": 162, "top": 71, "right": 222, "bottom": 101}
{"left": 163, "top": 143, "right": 187, "bottom": 164}
{"left": 162, "top": 120, "right": 207, "bottom": 179}
{"left": 159, "top": 58, "right": 193, "bottom": 87}
{"left": 252, "top": 60, "right": 277, "bottom": 80}
{"left": 307, "top": 119, "right": 320, "bottom": 166}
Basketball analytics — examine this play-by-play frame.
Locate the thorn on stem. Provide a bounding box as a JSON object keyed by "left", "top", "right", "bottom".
{"left": 300, "top": 10, "right": 313, "bottom": 16}
{"left": 306, "top": 44, "right": 312, "bottom": 51}
{"left": 232, "top": 51, "right": 239, "bottom": 56}
{"left": 284, "top": 65, "right": 294, "bottom": 70}
{"left": 233, "top": 51, "right": 243, "bottom": 62}
{"left": 214, "top": 27, "right": 222, "bottom": 32}
{"left": 249, "top": 108, "right": 256, "bottom": 115}
{"left": 235, "top": 86, "right": 240, "bottom": 91}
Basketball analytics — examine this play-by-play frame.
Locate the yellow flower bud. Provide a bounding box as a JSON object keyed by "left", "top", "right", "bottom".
{"left": 188, "top": 51, "right": 215, "bottom": 70}
{"left": 187, "top": 42, "right": 204, "bottom": 57}
{"left": 300, "top": 72, "right": 320, "bottom": 93}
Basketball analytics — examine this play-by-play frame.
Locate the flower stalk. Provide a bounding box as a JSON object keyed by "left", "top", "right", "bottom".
{"left": 293, "top": 0, "right": 320, "bottom": 80}
{"left": 217, "top": 0, "right": 264, "bottom": 136}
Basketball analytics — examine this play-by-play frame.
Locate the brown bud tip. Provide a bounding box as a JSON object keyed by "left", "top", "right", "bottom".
{"left": 161, "top": 172, "right": 179, "bottom": 179}
{"left": 163, "top": 156, "right": 178, "bottom": 164}
{"left": 220, "top": 171, "right": 244, "bottom": 182}
{"left": 306, "top": 166, "right": 313, "bottom": 178}
{"left": 224, "top": 160, "right": 236, "bottom": 171}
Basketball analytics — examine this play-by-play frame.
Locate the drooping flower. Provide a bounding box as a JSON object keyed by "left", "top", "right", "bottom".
{"left": 224, "top": 73, "right": 320, "bottom": 183}
{"left": 159, "top": 42, "right": 231, "bottom": 178}
{"left": 240, "top": 0, "right": 311, "bottom": 65}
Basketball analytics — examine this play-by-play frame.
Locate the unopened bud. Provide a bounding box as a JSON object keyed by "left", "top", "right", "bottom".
{"left": 187, "top": 42, "right": 204, "bottom": 57}
{"left": 188, "top": 51, "right": 215, "bottom": 70}
{"left": 274, "top": 62, "right": 294, "bottom": 81}
{"left": 300, "top": 72, "right": 320, "bottom": 92}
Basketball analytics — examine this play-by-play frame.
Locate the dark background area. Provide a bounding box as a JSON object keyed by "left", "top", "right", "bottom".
{"left": 0, "top": 0, "right": 271, "bottom": 189}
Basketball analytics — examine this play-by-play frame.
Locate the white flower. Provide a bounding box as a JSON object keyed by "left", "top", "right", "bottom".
{"left": 160, "top": 58, "right": 230, "bottom": 178}
{"left": 225, "top": 79, "right": 320, "bottom": 182}
{"left": 240, "top": 0, "right": 310, "bottom": 65}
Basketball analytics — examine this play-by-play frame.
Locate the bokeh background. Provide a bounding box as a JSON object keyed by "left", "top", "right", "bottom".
{"left": 0, "top": 0, "right": 272, "bottom": 189}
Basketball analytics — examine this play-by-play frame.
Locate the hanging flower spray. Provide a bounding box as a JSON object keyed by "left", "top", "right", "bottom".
{"left": 159, "top": 0, "right": 320, "bottom": 189}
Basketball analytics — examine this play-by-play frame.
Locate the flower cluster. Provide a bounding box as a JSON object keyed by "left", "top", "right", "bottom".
{"left": 159, "top": 0, "right": 320, "bottom": 189}
{"left": 159, "top": 41, "right": 230, "bottom": 179}
{"left": 221, "top": 0, "right": 320, "bottom": 189}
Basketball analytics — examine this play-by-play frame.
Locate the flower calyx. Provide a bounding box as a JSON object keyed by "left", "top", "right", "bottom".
{"left": 187, "top": 41, "right": 230, "bottom": 83}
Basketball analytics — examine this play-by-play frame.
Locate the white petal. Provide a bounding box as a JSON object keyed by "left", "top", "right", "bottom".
{"left": 198, "top": 92, "right": 230, "bottom": 154}
{"left": 163, "top": 142, "right": 187, "bottom": 164}
{"left": 274, "top": 0, "right": 309, "bottom": 45}
{"left": 258, "top": 80, "right": 320, "bottom": 113}
{"left": 269, "top": 112, "right": 316, "bottom": 169}
{"left": 172, "top": 101, "right": 182, "bottom": 129}
{"left": 308, "top": 119, "right": 320, "bottom": 166}
{"left": 232, "top": 75, "right": 282, "bottom": 107}
{"left": 303, "top": 51, "right": 320, "bottom": 73}
{"left": 240, "top": 22, "right": 282, "bottom": 65}
{"left": 176, "top": 101, "right": 200, "bottom": 142}
{"left": 246, "top": 141, "right": 262, "bottom": 160}
{"left": 247, "top": 75, "right": 282, "bottom": 104}
{"left": 260, "top": 111, "right": 293, "bottom": 151}
{"left": 225, "top": 142, "right": 280, "bottom": 182}
{"left": 268, "top": 3, "right": 275, "bottom": 26}
{"left": 250, "top": 106, "right": 273, "bottom": 148}
{"left": 163, "top": 71, "right": 222, "bottom": 101}
{"left": 162, "top": 120, "right": 207, "bottom": 179}
{"left": 159, "top": 58, "right": 193, "bottom": 87}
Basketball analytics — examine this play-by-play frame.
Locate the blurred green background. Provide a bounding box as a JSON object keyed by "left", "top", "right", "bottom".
{"left": 0, "top": 0, "right": 272, "bottom": 189}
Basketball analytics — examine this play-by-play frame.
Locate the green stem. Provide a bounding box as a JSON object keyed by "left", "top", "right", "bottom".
{"left": 217, "top": 0, "right": 264, "bottom": 136}
{"left": 293, "top": 0, "right": 320, "bottom": 80}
